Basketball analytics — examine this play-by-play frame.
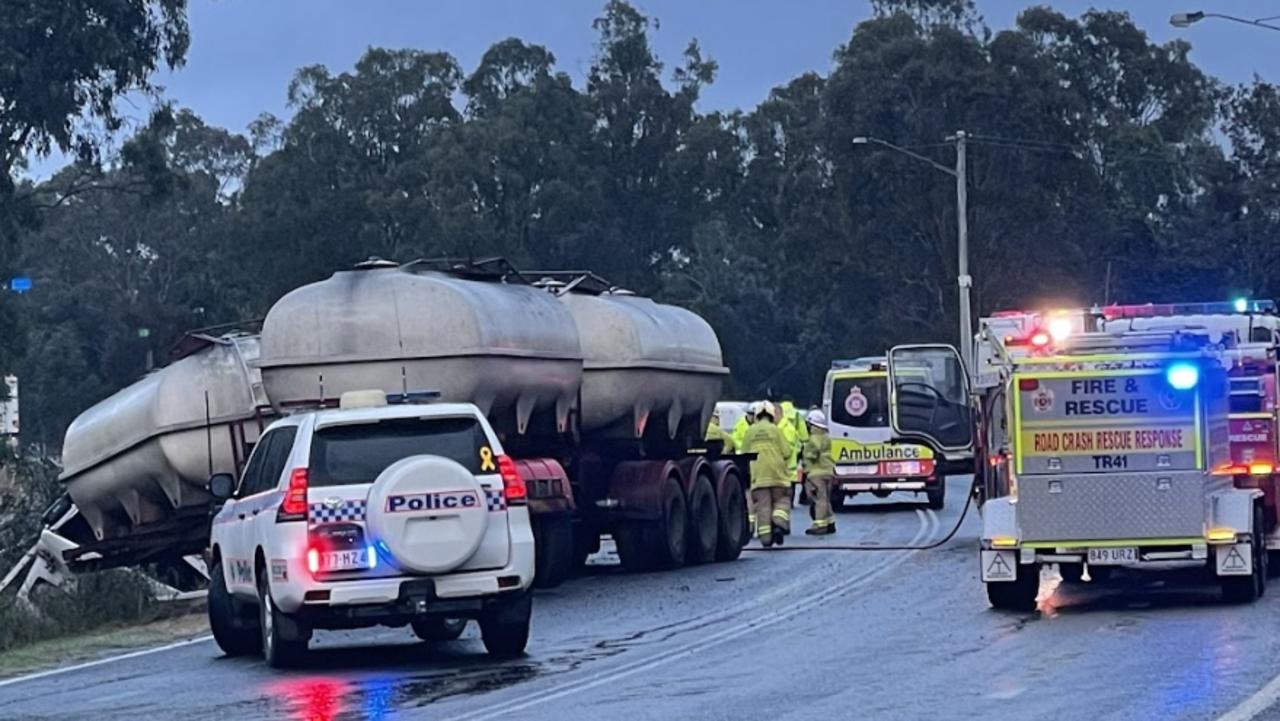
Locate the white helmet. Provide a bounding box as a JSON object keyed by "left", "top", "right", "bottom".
{"left": 747, "top": 401, "right": 763, "bottom": 416}
{"left": 806, "top": 409, "right": 828, "bottom": 428}
{"left": 757, "top": 401, "right": 777, "bottom": 420}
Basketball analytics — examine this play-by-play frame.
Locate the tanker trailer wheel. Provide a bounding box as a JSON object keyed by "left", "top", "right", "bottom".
{"left": 616, "top": 474, "right": 688, "bottom": 572}
{"left": 686, "top": 473, "right": 720, "bottom": 565}
{"left": 208, "top": 560, "right": 259, "bottom": 657}
{"left": 714, "top": 472, "right": 747, "bottom": 562}
{"left": 987, "top": 564, "right": 1040, "bottom": 613}
{"left": 532, "top": 514, "right": 575, "bottom": 589}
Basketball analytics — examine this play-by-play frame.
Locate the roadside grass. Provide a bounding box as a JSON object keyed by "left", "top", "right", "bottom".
{"left": 0, "top": 568, "right": 209, "bottom": 679}
{"left": 0, "top": 603, "right": 208, "bottom": 679}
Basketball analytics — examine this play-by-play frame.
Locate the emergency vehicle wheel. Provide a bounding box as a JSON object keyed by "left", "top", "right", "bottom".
{"left": 926, "top": 477, "right": 946, "bottom": 510}
{"left": 532, "top": 515, "right": 574, "bottom": 589}
{"left": 258, "top": 572, "right": 308, "bottom": 668}
{"left": 480, "top": 592, "right": 532, "bottom": 658}
{"left": 412, "top": 617, "right": 467, "bottom": 642}
{"left": 208, "top": 560, "right": 258, "bottom": 657}
{"left": 987, "top": 564, "right": 1039, "bottom": 612}
{"left": 830, "top": 489, "right": 845, "bottom": 511}
{"left": 1221, "top": 505, "right": 1267, "bottom": 604}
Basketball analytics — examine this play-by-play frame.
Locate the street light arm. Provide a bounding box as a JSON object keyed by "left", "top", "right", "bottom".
{"left": 856, "top": 137, "right": 957, "bottom": 178}
{"left": 1171, "top": 10, "right": 1280, "bottom": 31}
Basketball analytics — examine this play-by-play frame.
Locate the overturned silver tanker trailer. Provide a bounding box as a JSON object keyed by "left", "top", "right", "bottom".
{"left": 256, "top": 259, "right": 745, "bottom": 585}
{"left": 14, "top": 259, "right": 747, "bottom": 593}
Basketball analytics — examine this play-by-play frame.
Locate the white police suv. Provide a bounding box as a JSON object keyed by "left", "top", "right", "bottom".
{"left": 206, "top": 390, "right": 535, "bottom": 667}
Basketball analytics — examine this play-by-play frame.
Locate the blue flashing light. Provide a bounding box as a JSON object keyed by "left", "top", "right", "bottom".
{"left": 8, "top": 276, "right": 31, "bottom": 293}
{"left": 1234, "top": 297, "right": 1249, "bottom": 313}
{"left": 367, "top": 544, "right": 379, "bottom": 569}
{"left": 1166, "top": 362, "right": 1200, "bottom": 391}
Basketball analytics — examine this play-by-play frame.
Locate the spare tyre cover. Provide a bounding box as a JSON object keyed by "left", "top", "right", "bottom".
{"left": 365, "top": 455, "right": 489, "bottom": 574}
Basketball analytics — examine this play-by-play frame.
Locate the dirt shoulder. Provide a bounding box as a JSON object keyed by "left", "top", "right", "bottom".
{"left": 0, "top": 607, "right": 210, "bottom": 681}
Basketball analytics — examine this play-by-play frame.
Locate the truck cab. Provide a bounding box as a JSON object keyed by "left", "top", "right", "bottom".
{"left": 974, "top": 326, "right": 1268, "bottom": 610}
{"left": 824, "top": 351, "right": 972, "bottom": 510}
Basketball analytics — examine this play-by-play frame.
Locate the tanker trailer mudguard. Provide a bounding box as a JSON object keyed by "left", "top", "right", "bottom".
{"left": 977, "top": 336, "right": 1267, "bottom": 609}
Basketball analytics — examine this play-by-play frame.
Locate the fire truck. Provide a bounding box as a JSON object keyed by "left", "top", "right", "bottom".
{"left": 824, "top": 353, "right": 974, "bottom": 510}
{"left": 964, "top": 302, "right": 1272, "bottom": 610}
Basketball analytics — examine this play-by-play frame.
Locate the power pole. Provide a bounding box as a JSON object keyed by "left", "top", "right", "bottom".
{"left": 951, "top": 130, "right": 972, "bottom": 375}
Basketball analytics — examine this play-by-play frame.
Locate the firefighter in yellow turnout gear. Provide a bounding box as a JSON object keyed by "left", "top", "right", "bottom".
{"left": 705, "top": 408, "right": 735, "bottom": 452}
{"left": 740, "top": 402, "right": 792, "bottom": 547}
{"left": 802, "top": 409, "right": 836, "bottom": 535}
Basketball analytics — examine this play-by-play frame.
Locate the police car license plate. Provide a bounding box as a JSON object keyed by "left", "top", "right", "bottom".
{"left": 1087, "top": 547, "right": 1136, "bottom": 565}
{"left": 318, "top": 549, "right": 370, "bottom": 572}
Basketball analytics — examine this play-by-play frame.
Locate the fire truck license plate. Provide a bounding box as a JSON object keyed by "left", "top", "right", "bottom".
{"left": 319, "top": 549, "right": 370, "bottom": 572}
{"left": 1087, "top": 547, "right": 1137, "bottom": 565}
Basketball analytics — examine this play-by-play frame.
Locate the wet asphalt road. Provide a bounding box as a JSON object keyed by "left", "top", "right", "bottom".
{"left": 3, "top": 475, "right": 1280, "bottom": 721}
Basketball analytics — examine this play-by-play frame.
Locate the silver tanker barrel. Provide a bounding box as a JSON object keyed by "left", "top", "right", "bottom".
{"left": 554, "top": 288, "right": 727, "bottom": 442}
{"left": 60, "top": 334, "right": 267, "bottom": 541}
{"left": 256, "top": 259, "right": 583, "bottom": 438}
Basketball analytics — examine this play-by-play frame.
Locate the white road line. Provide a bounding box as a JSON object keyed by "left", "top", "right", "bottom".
{"left": 1217, "top": 673, "right": 1280, "bottom": 721}
{"left": 0, "top": 635, "right": 213, "bottom": 689}
{"left": 449, "top": 510, "right": 936, "bottom": 721}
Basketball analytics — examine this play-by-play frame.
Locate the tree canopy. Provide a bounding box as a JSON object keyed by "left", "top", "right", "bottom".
{"left": 7, "top": 0, "right": 1280, "bottom": 448}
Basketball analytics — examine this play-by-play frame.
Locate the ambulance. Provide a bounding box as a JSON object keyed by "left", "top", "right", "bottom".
{"left": 822, "top": 355, "right": 972, "bottom": 510}
{"left": 962, "top": 321, "right": 1268, "bottom": 611}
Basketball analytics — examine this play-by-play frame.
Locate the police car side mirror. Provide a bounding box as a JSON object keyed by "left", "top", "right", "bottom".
{"left": 208, "top": 473, "right": 235, "bottom": 503}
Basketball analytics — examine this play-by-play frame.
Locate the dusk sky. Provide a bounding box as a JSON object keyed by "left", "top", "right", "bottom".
{"left": 26, "top": 1, "right": 1280, "bottom": 178}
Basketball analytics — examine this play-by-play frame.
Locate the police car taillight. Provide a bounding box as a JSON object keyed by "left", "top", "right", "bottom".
{"left": 498, "top": 455, "right": 527, "bottom": 505}
{"left": 278, "top": 468, "right": 309, "bottom": 522}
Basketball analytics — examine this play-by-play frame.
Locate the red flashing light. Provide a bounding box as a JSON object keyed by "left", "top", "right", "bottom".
{"left": 1018, "top": 378, "right": 1040, "bottom": 391}
{"left": 1030, "top": 331, "right": 1051, "bottom": 348}
{"left": 498, "top": 455, "right": 527, "bottom": 505}
{"left": 306, "top": 547, "right": 320, "bottom": 575}
{"left": 279, "top": 468, "right": 309, "bottom": 521}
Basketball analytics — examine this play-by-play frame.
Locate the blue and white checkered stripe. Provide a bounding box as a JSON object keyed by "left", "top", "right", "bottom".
{"left": 485, "top": 488, "right": 507, "bottom": 512}
{"left": 309, "top": 499, "right": 367, "bottom": 525}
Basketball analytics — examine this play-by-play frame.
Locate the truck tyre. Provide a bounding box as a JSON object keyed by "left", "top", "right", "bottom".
{"left": 648, "top": 475, "right": 688, "bottom": 570}
{"left": 616, "top": 475, "right": 688, "bottom": 572}
{"left": 532, "top": 515, "right": 574, "bottom": 589}
{"left": 1059, "top": 563, "right": 1084, "bottom": 583}
{"left": 686, "top": 474, "right": 719, "bottom": 565}
{"left": 258, "top": 572, "right": 308, "bottom": 668}
{"left": 1222, "top": 505, "right": 1268, "bottom": 604}
{"left": 714, "top": 474, "right": 747, "bottom": 562}
{"left": 987, "top": 564, "right": 1039, "bottom": 612}
{"left": 412, "top": 617, "right": 467, "bottom": 642}
{"left": 926, "top": 476, "right": 946, "bottom": 510}
{"left": 480, "top": 592, "right": 532, "bottom": 658}
{"left": 208, "top": 560, "right": 258, "bottom": 657}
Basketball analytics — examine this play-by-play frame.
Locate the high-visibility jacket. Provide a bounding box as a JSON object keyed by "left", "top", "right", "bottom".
{"left": 741, "top": 420, "right": 791, "bottom": 488}
{"left": 779, "top": 418, "right": 798, "bottom": 473}
{"left": 778, "top": 402, "right": 805, "bottom": 473}
{"left": 802, "top": 428, "right": 835, "bottom": 479}
{"left": 731, "top": 416, "right": 752, "bottom": 451}
{"left": 706, "top": 421, "right": 735, "bottom": 453}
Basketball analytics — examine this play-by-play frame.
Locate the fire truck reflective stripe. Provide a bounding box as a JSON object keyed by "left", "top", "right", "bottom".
{"left": 1229, "top": 412, "right": 1274, "bottom": 420}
